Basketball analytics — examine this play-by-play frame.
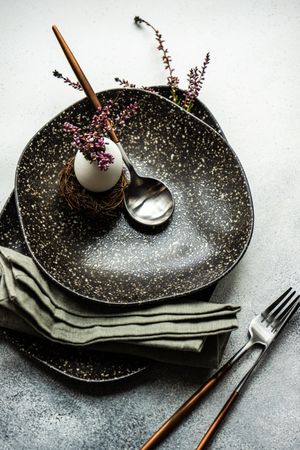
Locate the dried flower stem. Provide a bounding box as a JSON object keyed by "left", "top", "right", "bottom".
{"left": 64, "top": 101, "right": 138, "bottom": 171}
{"left": 53, "top": 70, "right": 83, "bottom": 90}
{"left": 183, "top": 53, "right": 210, "bottom": 112}
{"left": 198, "top": 52, "right": 210, "bottom": 92}
{"left": 115, "top": 77, "right": 136, "bottom": 89}
{"left": 134, "top": 16, "right": 179, "bottom": 103}
{"left": 114, "top": 102, "right": 139, "bottom": 127}
{"left": 53, "top": 69, "right": 138, "bottom": 170}
{"left": 114, "top": 77, "right": 158, "bottom": 95}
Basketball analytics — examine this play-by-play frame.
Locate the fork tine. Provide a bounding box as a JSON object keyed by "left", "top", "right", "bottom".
{"left": 267, "top": 291, "right": 297, "bottom": 323}
{"left": 272, "top": 296, "right": 300, "bottom": 332}
{"left": 273, "top": 295, "right": 300, "bottom": 323}
{"left": 262, "top": 287, "right": 293, "bottom": 319}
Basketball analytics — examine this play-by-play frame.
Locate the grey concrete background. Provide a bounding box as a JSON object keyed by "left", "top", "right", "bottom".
{"left": 0, "top": 1, "right": 299, "bottom": 449}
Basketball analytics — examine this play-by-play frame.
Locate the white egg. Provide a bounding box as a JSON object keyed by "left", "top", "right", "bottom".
{"left": 74, "top": 138, "right": 123, "bottom": 192}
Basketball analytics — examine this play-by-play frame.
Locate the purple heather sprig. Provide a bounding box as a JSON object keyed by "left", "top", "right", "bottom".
{"left": 200, "top": 52, "right": 210, "bottom": 85}
{"left": 91, "top": 101, "right": 114, "bottom": 133}
{"left": 63, "top": 121, "right": 111, "bottom": 170}
{"left": 114, "top": 77, "right": 158, "bottom": 94}
{"left": 55, "top": 74, "right": 138, "bottom": 171}
{"left": 90, "top": 150, "right": 114, "bottom": 171}
{"left": 63, "top": 101, "right": 138, "bottom": 171}
{"left": 54, "top": 68, "right": 138, "bottom": 171}
{"left": 123, "top": 17, "right": 211, "bottom": 112}
{"left": 134, "top": 16, "right": 179, "bottom": 103}
{"left": 53, "top": 70, "right": 83, "bottom": 91}
{"left": 113, "top": 102, "right": 139, "bottom": 127}
{"left": 114, "top": 77, "right": 137, "bottom": 89}
{"left": 182, "top": 53, "right": 210, "bottom": 112}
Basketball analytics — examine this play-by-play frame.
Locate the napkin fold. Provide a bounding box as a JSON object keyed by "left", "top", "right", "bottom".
{"left": 0, "top": 246, "right": 240, "bottom": 367}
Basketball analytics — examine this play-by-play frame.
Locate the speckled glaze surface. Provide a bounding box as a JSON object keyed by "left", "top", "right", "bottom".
{"left": 151, "top": 86, "right": 226, "bottom": 139}
{"left": 0, "top": 193, "right": 148, "bottom": 382}
{"left": 0, "top": 328, "right": 147, "bottom": 383}
{"left": 15, "top": 87, "right": 254, "bottom": 305}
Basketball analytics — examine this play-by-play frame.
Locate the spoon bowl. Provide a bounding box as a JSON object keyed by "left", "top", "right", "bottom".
{"left": 125, "top": 173, "right": 174, "bottom": 226}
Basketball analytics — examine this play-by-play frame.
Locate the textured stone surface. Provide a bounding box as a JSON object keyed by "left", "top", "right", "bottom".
{"left": 0, "top": 1, "right": 299, "bottom": 449}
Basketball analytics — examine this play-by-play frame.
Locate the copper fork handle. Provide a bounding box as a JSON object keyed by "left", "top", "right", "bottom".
{"left": 195, "top": 391, "right": 239, "bottom": 450}
{"left": 140, "top": 362, "right": 232, "bottom": 450}
{"left": 140, "top": 342, "right": 252, "bottom": 450}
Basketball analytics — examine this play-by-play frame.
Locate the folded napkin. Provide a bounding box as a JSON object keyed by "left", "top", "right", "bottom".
{"left": 0, "top": 246, "right": 240, "bottom": 367}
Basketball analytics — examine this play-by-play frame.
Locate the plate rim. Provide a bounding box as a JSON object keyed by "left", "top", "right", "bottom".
{"left": 0, "top": 197, "right": 150, "bottom": 383}
{"left": 15, "top": 87, "right": 254, "bottom": 306}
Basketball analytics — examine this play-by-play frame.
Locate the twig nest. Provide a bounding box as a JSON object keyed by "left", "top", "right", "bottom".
{"left": 74, "top": 138, "right": 123, "bottom": 192}
{"left": 59, "top": 157, "right": 128, "bottom": 219}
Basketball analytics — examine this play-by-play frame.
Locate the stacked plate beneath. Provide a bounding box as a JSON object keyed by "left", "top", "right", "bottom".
{"left": 0, "top": 87, "right": 254, "bottom": 381}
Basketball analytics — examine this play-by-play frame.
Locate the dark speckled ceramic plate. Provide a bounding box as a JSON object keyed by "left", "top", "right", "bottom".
{"left": 15, "top": 87, "right": 254, "bottom": 305}
{"left": 0, "top": 193, "right": 148, "bottom": 382}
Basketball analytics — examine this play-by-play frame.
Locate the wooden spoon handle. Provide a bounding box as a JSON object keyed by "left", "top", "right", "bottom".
{"left": 52, "top": 25, "right": 119, "bottom": 144}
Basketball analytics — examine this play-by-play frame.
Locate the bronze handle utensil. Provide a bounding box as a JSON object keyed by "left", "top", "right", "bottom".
{"left": 52, "top": 25, "right": 174, "bottom": 226}
{"left": 140, "top": 288, "right": 299, "bottom": 449}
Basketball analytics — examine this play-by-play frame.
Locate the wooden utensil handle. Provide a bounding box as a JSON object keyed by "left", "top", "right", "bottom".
{"left": 52, "top": 25, "right": 119, "bottom": 144}
{"left": 195, "top": 391, "right": 239, "bottom": 450}
{"left": 140, "top": 341, "right": 253, "bottom": 450}
{"left": 140, "top": 362, "right": 232, "bottom": 450}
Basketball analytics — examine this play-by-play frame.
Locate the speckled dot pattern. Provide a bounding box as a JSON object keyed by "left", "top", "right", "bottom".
{"left": 0, "top": 193, "right": 148, "bottom": 382}
{"left": 16, "top": 87, "right": 254, "bottom": 305}
{"left": 0, "top": 192, "right": 28, "bottom": 255}
{"left": 0, "top": 328, "right": 147, "bottom": 383}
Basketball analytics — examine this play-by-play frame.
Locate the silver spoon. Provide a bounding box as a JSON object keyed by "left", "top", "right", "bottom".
{"left": 52, "top": 25, "right": 175, "bottom": 226}
{"left": 116, "top": 142, "right": 174, "bottom": 226}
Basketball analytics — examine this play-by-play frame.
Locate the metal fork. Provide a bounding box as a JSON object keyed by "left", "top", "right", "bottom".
{"left": 140, "top": 288, "right": 299, "bottom": 450}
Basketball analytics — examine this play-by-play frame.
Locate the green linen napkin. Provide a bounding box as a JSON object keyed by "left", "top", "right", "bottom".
{"left": 0, "top": 246, "right": 240, "bottom": 367}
